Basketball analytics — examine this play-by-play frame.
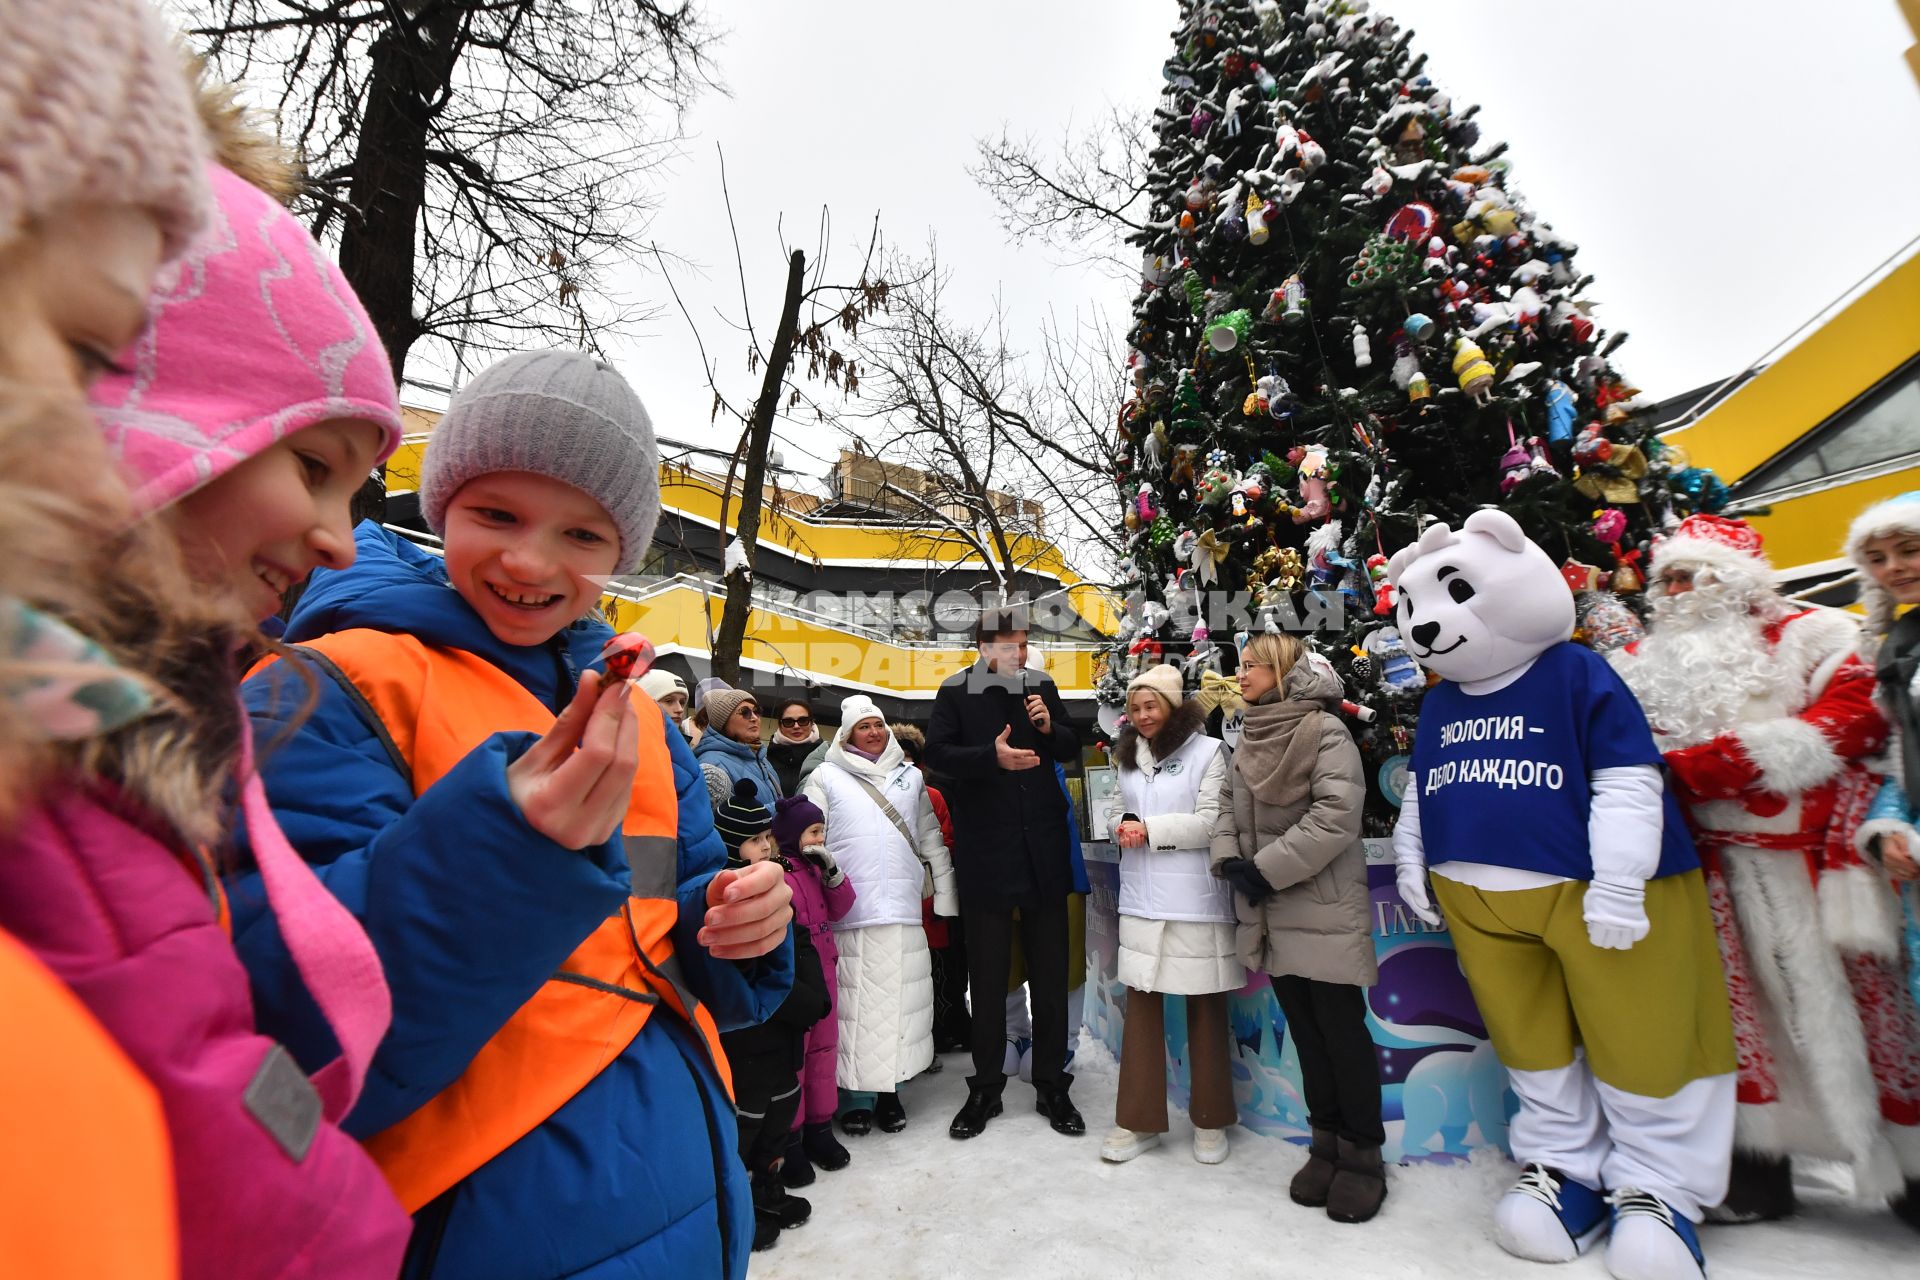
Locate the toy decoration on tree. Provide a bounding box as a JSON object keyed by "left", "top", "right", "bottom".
{"left": 1106, "top": 0, "right": 1725, "bottom": 830}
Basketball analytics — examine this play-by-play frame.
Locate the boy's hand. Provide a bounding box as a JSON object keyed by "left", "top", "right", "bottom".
{"left": 700, "top": 859, "right": 793, "bottom": 959}
{"left": 507, "top": 670, "right": 640, "bottom": 850}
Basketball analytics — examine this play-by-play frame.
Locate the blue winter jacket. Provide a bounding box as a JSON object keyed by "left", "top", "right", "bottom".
{"left": 692, "top": 723, "right": 785, "bottom": 811}
{"left": 229, "top": 523, "right": 792, "bottom": 1280}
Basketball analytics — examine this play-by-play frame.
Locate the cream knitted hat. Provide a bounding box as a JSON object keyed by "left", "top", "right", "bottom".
{"left": 1127, "top": 663, "right": 1185, "bottom": 708}
{"left": 0, "top": 0, "right": 209, "bottom": 258}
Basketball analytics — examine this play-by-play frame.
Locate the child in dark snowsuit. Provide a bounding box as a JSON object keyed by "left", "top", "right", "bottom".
{"left": 715, "top": 781, "right": 833, "bottom": 1251}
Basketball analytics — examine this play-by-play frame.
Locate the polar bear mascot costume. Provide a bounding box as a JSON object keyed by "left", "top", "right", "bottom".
{"left": 1388, "top": 510, "right": 1736, "bottom": 1280}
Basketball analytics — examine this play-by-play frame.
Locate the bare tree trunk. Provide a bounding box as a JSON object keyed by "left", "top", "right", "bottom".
{"left": 338, "top": 10, "right": 459, "bottom": 382}
{"left": 711, "top": 249, "right": 804, "bottom": 686}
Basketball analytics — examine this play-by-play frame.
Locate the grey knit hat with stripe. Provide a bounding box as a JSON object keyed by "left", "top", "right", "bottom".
{"left": 713, "top": 778, "right": 773, "bottom": 857}
{"left": 421, "top": 350, "right": 660, "bottom": 575}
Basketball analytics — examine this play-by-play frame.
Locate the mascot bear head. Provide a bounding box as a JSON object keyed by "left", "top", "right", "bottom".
{"left": 1384, "top": 509, "right": 1573, "bottom": 684}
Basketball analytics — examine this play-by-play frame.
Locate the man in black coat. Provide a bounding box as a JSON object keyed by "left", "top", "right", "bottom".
{"left": 926, "top": 606, "right": 1085, "bottom": 1139}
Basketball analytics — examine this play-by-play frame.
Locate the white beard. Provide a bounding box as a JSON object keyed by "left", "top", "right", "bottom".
{"left": 1616, "top": 585, "right": 1779, "bottom": 749}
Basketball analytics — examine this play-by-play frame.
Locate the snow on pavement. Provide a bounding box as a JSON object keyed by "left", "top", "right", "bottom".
{"left": 753, "top": 1037, "right": 1916, "bottom": 1279}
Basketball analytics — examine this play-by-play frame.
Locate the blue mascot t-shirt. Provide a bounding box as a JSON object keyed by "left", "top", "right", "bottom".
{"left": 1410, "top": 642, "right": 1698, "bottom": 880}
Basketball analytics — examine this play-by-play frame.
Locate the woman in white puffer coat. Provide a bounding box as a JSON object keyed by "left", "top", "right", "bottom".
{"left": 803, "top": 695, "right": 959, "bottom": 1136}
{"left": 1103, "top": 664, "right": 1242, "bottom": 1166}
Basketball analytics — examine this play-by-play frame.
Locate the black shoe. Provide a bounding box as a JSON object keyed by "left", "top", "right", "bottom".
{"left": 1891, "top": 1178, "right": 1920, "bottom": 1234}
{"left": 751, "top": 1216, "right": 781, "bottom": 1252}
{"left": 769, "top": 1187, "right": 811, "bottom": 1229}
{"left": 803, "top": 1120, "right": 850, "bottom": 1171}
{"left": 1706, "top": 1150, "right": 1795, "bottom": 1224}
{"left": 798, "top": 1120, "right": 852, "bottom": 1174}
{"left": 779, "top": 1136, "right": 815, "bottom": 1188}
{"left": 1034, "top": 1075, "right": 1085, "bottom": 1136}
{"left": 875, "top": 1091, "right": 908, "bottom": 1133}
{"left": 838, "top": 1108, "right": 874, "bottom": 1137}
{"left": 923, "top": 1052, "right": 944, "bottom": 1074}
{"left": 949, "top": 1077, "right": 1005, "bottom": 1140}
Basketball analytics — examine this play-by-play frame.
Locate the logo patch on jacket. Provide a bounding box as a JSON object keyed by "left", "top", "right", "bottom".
{"left": 243, "top": 1044, "right": 321, "bottom": 1162}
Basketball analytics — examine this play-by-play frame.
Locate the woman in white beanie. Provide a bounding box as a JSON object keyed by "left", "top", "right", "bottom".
{"left": 1846, "top": 490, "right": 1920, "bottom": 1026}
{"left": 802, "top": 695, "right": 958, "bottom": 1135}
{"left": 1102, "top": 663, "right": 1240, "bottom": 1166}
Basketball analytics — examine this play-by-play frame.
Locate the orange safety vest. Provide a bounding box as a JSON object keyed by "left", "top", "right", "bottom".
{"left": 259, "top": 629, "right": 731, "bottom": 1213}
{"left": 0, "top": 928, "right": 178, "bottom": 1279}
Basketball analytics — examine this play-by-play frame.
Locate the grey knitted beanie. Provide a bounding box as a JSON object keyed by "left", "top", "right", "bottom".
{"left": 421, "top": 350, "right": 661, "bottom": 575}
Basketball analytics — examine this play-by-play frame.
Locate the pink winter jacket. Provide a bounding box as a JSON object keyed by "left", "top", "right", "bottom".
{"left": 0, "top": 780, "right": 411, "bottom": 1279}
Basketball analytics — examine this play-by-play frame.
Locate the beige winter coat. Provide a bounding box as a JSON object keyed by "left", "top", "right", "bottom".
{"left": 1209, "top": 659, "right": 1377, "bottom": 986}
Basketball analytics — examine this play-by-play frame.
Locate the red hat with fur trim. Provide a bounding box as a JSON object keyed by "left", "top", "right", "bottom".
{"left": 1651, "top": 513, "right": 1769, "bottom": 579}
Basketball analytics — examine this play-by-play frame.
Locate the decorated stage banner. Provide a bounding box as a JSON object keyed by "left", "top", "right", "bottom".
{"left": 1083, "top": 839, "right": 1515, "bottom": 1164}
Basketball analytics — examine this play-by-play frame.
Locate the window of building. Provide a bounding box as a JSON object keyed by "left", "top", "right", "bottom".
{"left": 1737, "top": 357, "right": 1920, "bottom": 498}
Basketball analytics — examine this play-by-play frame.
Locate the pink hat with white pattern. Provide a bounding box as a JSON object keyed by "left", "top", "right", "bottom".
{"left": 89, "top": 163, "right": 403, "bottom": 515}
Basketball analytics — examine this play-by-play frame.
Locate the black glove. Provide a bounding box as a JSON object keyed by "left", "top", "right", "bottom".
{"left": 1218, "top": 856, "right": 1276, "bottom": 905}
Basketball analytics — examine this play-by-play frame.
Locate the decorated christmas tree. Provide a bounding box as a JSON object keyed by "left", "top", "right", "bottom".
{"left": 1102, "top": 0, "right": 1728, "bottom": 830}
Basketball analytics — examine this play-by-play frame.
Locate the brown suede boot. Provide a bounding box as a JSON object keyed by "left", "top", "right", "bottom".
{"left": 1289, "top": 1127, "right": 1339, "bottom": 1207}
{"left": 1326, "top": 1137, "right": 1387, "bottom": 1223}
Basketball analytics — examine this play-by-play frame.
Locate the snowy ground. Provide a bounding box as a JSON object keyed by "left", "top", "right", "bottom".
{"left": 754, "top": 1037, "right": 1915, "bottom": 1279}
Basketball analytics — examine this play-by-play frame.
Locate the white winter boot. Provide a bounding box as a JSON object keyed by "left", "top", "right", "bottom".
{"left": 1604, "top": 1190, "right": 1706, "bottom": 1280}
{"left": 1100, "top": 1127, "right": 1160, "bottom": 1163}
{"left": 1192, "top": 1127, "right": 1229, "bottom": 1165}
{"left": 1493, "top": 1164, "right": 1610, "bottom": 1262}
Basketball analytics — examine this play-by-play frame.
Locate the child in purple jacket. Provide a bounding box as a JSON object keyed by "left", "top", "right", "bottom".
{"left": 773, "top": 794, "right": 859, "bottom": 1184}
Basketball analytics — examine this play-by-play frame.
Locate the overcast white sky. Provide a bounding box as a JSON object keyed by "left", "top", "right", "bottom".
{"left": 484, "top": 2, "right": 1920, "bottom": 500}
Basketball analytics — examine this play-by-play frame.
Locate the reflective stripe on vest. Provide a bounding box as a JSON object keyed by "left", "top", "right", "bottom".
{"left": 261, "top": 629, "right": 731, "bottom": 1213}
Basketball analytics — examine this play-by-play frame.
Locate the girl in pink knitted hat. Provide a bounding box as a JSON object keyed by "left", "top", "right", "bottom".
{"left": 0, "top": 88, "right": 415, "bottom": 1276}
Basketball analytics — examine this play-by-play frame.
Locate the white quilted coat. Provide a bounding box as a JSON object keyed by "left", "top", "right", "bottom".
{"left": 804, "top": 731, "right": 958, "bottom": 1091}
{"left": 1116, "top": 732, "right": 1242, "bottom": 995}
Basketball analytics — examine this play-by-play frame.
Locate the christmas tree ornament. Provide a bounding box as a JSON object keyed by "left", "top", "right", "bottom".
{"left": 1384, "top": 201, "right": 1439, "bottom": 242}
{"left": 1169, "top": 442, "right": 1199, "bottom": 486}
{"left": 1573, "top": 442, "right": 1650, "bottom": 504}
{"left": 1403, "top": 312, "right": 1435, "bottom": 341}
{"left": 1134, "top": 481, "right": 1158, "bottom": 526}
{"left": 1524, "top": 436, "right": 1560, "bottom": 482}
{"left": 1272, "top": 274, "right": 1309, "bottom": 325}
{"left": 1571, "top": 420, "right": 1613, "bottom": 467}
{"left": 1290, "top": 445, "right": 1333, "bottom": 524}
{"left": 1452, "top": 337, "right": 1495, "bottom": 403}
{"left": 1497, "top": 437, "right": 1532, "bottom": 495}
{"left": 1388, "top": 114, "right": 1428, "bottom": 163}
{"left": 1365, "top": 552, "right": 1395, "bottom": 615}
{"left": 1191, "top": 105, "right": 1214, "bottom": 136}
{"left": 1349, "top": 643, "right": 1375, "bottom": 683}
{"left": 1190, "top": 527, "right": 1231, "bottom": 586}
{"left": 1142, "top": 249, "right": 1178, "bottom": 287}
{"left": 1195, "top": 466, "right": 1235, "bottom": 507}
{"left": 1576, "top": 591, "right": 1645, "bottom": 653}
{"left": 1545, "top": 379, "right": 1578, "bottom": 442}
{"left": 1185, "top": 624, "right": 1224, "bottom": 678}
{"left": 1560, "top": 560, "right": 1605, "bottom": 593}
{"left": 1591, "top": 508, "right": 1626, "bottom": 545}
{"left": 1245, "top": 192, "right": 1271, "bottom": 244}
{"left": 1206, "top": 308, "right": 1252, "bottom": 352}
{"left": 1352, "top": 324, "right": 1373, "bottom": 368}
{"left": 1149, "top": 515, "right": 1177, "bottom": 548}
{"left": 1181, "top": 270, "right": 1207, "bottom": 317}
{"left": 1363, "top": 625, "right": 1425, "bottom": 692}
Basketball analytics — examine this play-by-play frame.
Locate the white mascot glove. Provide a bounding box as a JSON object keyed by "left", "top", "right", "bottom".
{"left": 1583, "top": 874, "right": 1650, "bottom": 950}
{"left": 1395, "top": 861, "right": 1442, "bottom": 928}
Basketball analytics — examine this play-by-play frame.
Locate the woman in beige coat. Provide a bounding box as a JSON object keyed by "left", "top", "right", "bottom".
{"left": 1211, "top": 633, "right": 1384, "bottom": 1223}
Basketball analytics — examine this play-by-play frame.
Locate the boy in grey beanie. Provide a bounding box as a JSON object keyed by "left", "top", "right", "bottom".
{"left": 422, "top": 349, "right": 662, "bottom": 576}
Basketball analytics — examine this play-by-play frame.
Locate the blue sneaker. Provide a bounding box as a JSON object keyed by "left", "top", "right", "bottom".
{"left": 1604, "top": 1189, "right": 1706, "bottom": 1280}
{"left": 1494, "top": 1163, "right": 1611, "bottom": 1262}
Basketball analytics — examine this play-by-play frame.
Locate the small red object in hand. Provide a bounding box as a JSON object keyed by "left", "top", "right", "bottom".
{"left": 598, "top": 633, "right": 656, "bottom": 682}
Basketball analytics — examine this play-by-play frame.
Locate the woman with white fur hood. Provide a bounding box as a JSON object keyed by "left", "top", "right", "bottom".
{"left": 803, "top": 696, "right": 959, "bottom": 1136}
{"left": 1847, "top": 492, "right": 1920, "bottom": 1060}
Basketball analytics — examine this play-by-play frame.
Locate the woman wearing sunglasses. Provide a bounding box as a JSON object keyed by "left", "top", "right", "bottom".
{"left": 696, "top": 685, "right": 788, "bottom": 812}
{"left": 768, "top": 698, "right": 822, "bottom": 797}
